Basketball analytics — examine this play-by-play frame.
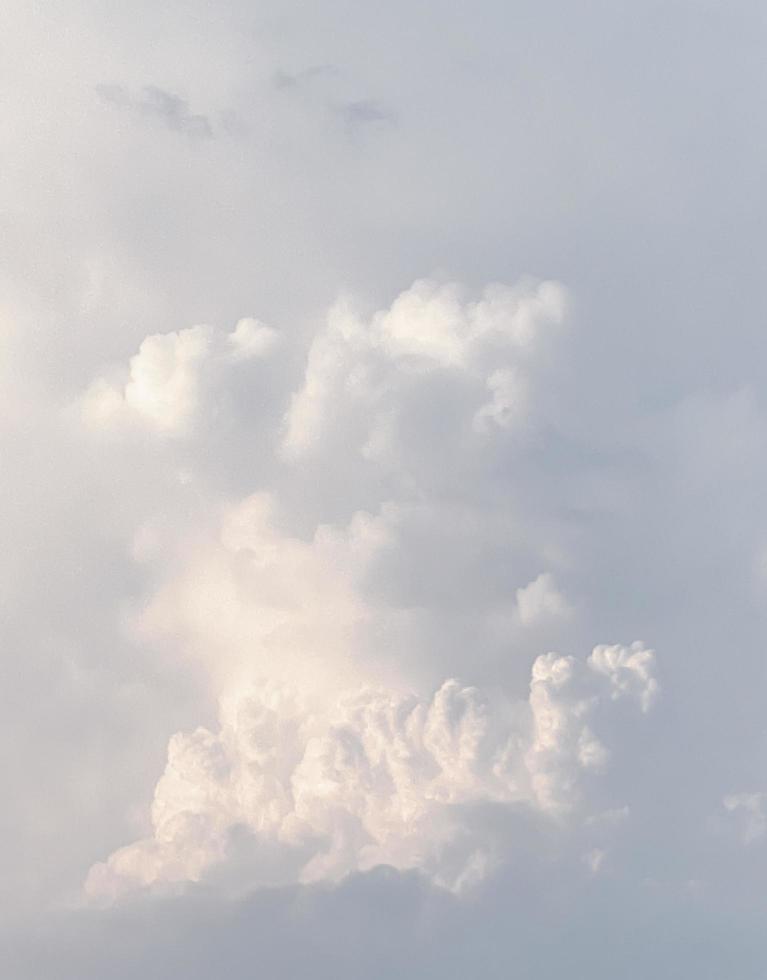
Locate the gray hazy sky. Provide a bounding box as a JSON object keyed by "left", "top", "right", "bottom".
{"left": 2, "top": 2, "right": 767, "bottom": 976}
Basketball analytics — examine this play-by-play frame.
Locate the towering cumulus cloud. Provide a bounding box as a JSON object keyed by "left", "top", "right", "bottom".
{"left": 86, "top": 644, "right": 655, "bottom": 899}
{"left": 78, "top": 278, "right": 658, "bottom": 902}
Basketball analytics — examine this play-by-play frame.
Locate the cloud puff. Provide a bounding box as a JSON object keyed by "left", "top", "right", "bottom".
{"left": 86, "top": 641, "right": 656, "bottom": 901}
{"left": 515, "top": 573, "right": 572, "bottom": 627}
{"left": 722, "top": 792, "right": 767, "bottom": 844}
{"left": 80, "top": 320, "right": 278, "bottom": 436}
{"left": 588, "top": 642, "right": 659, "bottom": 714}
{"left": 282, "top": 277, "right": 568, "bottom": 460}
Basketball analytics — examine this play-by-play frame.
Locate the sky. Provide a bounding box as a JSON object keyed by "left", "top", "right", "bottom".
{"left": 2, "top": 1, "right": 767, "bottom": 976}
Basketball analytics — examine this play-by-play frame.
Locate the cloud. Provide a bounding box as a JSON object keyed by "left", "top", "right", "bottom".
{"left": 515, "top": 573, "right": 572, "bottom": 626}
{"left": 5, "top": 3, "right": 767, "bottom": 970}
{"left": 96, "top": 84, "right": 213, "bottom": 139}
{"left": 12, "top": 859, "right": 767, "bottom": 980}
{"left": 282, "top": 277, "right": 567, "bottom": 461}
{"left": 722, "top": 792, "right": 767, "bottom": 844}
{"left": 271, "top": 64, "right": 392, "bottom": 135}
{"left": 80, "top": 319, "right": 278, "bottom": 436}
{"left": 69, "top": 273, "right": 657, "bottom": 904}
{"left": 86, "top": 641, "right": 656, "bottom": 901}
{"left": 341, "top": 99, "right": 394, "bottom": 131}
{"left": 588, "top": 643, "right": 658, "bottom": 714}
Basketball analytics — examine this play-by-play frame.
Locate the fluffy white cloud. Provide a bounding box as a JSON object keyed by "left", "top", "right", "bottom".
{"left": 587, "top": 643, "right": 659, "bottom": 714}
{"left": 282, "top": 277, "right": 567, "bottom": 460}
{"left": 81, "top": 319, "right": 278, "bottom": 436}
{"left": 68, "top": 272, "right": 662, "bottom": 903}
{"left": 4, "top": 2, "right": 767, "bottom": 975}
{"left": 86, "top": 641, "right": 656, "bottom": 900}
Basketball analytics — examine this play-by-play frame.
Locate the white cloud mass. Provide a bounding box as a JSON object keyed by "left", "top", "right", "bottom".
{"left": 3, "top": 1, "right": 767, "bottom": 977}
{"left": 73, "top": 278, "right": 654, "bottom": 899}
{"left": 86, "top": 643, "right": 656, "bottom": 900}
{"left": 81, "top": 319, "right": 278, "bottom": 435}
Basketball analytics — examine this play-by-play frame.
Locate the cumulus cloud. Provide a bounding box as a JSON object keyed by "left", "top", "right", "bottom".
{"left": 86, "top": 641, "right": 656, "bottom": 900}
{"left": 5, "top": 2, "right": 767, "bottom": 974}
{"left": 588, "top": 643, "right": 659, "bottom": 714}
{"left": 282, "top": 277, "right": 567, "bottom": 460}
{"left": 69, "top": 272, "right": 661, "bottom": 904}
{"left": 80, "top": 320, "right": 278, "bottom": 436}
{"left": 73, "top": 276, "right": 578, "bottom": 702}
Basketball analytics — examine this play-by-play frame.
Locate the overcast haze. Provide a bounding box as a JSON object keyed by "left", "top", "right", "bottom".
{"left": 3, "top": 2, "right": 767, "bottom": 976}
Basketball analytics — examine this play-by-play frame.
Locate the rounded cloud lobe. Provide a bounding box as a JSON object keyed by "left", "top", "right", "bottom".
{"left": 282, "top": 277, "right": 567, "bottom": 461}
{"left": 81, "top": 319, "right": 279, "bottom": 437}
